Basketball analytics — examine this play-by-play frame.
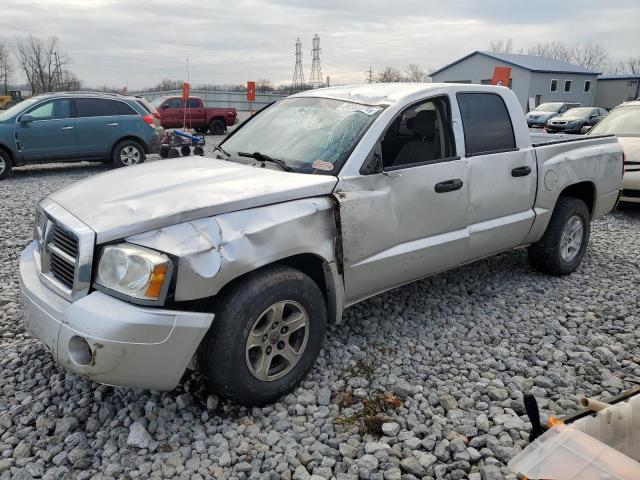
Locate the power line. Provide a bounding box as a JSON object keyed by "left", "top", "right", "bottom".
{"left": 309, "top": 34, "right": 323, "bottom": 87}
{"left": 292, "top": 38, "right": 305, "bottom": 89}
{"left": 366, "top": 66, "right": 374, "bottom": 83}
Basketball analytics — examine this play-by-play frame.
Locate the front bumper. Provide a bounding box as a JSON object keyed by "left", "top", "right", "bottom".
{"left": 621, "top": 171, "right": 640, "bottom": 204}
{"left": 527, "top": 117, "right": 550, "bottom": 127}
{"left": 19, "top": 242, "right": 213, "bottom": 391}
{"left": 546, "top": 123, "right": 580, "bottom": 133}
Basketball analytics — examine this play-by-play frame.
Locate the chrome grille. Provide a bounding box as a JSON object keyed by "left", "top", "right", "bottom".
{"left": 35, "top": 199, "right": 95, "bottom": 302}
{"left": 48, "top": 224, "right": 79, "bottom": 289}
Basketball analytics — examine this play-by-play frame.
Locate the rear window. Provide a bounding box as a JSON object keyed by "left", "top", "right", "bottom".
{"left": 187, "top": 98, "right": 201, "bottom": 108}
{"left": 456, "top": 93, "right": 516, "bottom": 156}
{"left": 75, "top": 98, "right": 136, "bottom": 117}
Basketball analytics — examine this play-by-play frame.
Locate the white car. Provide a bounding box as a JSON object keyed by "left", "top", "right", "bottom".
{"left": 588, "top": 100, "right": 640, "bottom": 203}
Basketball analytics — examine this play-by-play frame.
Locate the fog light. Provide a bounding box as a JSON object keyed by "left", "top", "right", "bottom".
{"left": 68, "top": 336, "right": 93, "bottom": 366}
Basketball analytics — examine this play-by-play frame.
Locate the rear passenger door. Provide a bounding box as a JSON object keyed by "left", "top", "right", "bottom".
{"left": 456, "top": 92, "right": 537, "bottom": 261}
{"left": 185, "top": 98, "right": 206, "bottom": 128}
{"left": 73, "top": 98, "right": 123, "bottom": 158}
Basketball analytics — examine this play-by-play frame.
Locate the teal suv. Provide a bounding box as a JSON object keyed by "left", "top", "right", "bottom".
{"left": 0, "top": 92, "right": 163, "bottom": 180}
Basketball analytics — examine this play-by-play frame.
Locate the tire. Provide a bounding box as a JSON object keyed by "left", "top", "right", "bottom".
{"left": 112, "top": 140, "right": 145, "bottom": 168}
{"left": 168, "top": 148, "right": 180, "bottom": 158}
{"left": 0, "top": 150, "right": 12, "bottom": 180}
{"left": 194, "top": 146, "right": 204, "bottom": 156}
{"left": 198, "top": 266, "right": 327, "bottom": 406}
{"left": 528, "top": 197, "right": 590, "bottom": 276}
{"left": 160, "top": 147, "right": 170, "bottom": 158}
{"left": 209, "top": 119, "right": 225, "bottom": 135}
{"left": 180, "top": 145, "right": 191, "bottom": 157}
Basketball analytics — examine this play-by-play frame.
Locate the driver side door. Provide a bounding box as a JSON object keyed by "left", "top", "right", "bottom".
{"left": 17, "top": 99, "right": 76, "bottom": 162}
{"left": 335, "top": 95, "right": 470, "bottom": 304}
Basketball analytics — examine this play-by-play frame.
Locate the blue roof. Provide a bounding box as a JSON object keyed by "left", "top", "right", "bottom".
{"left": 598, "top": 74, "right": 640, "bottom": 80}
{"left": 430, "top": 51, "right": 600, "bottom": 76}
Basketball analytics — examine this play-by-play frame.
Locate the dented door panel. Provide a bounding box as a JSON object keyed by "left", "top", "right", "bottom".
{"left": 335, "top": 159, "right": 469, "bottom": 305}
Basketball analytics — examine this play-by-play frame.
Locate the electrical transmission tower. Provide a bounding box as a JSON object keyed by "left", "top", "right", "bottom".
{"left": 292, "top": 38, "right": 305, "bottom": 89}
{"left": 366, "top": 66, "right": 374, "bottom": 83}
{"left": 309, "top": 34, "right": 323, "bottom": 87}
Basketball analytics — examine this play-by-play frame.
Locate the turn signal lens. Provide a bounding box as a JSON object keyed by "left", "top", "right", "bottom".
{"left": 145, "top": 263, "right": 169, "bottom": 299}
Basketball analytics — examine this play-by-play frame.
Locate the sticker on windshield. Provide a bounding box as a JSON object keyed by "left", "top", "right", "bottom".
{"left": 336, "top": 103, "right": 382, "bottom": 116}
{"left": 312, "top": 160, "right": 334, "bottom": 171}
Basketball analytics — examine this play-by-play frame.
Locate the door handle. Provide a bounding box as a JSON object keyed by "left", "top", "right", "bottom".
{"left": 61, "top": 126, "right": 74, "bottom": 130}
{"left": 511, "top": 166, "right": 532, "bottom": 177}
{"left": 107, "top": 122, "right": 119, "bottom": 126}
{"left": 434, "top": 178, "right": 463, "bottom": 193}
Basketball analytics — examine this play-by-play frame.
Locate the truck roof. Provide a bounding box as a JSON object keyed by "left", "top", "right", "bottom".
{"left": 292, "top": 82, "right": 510, "bottom": 106}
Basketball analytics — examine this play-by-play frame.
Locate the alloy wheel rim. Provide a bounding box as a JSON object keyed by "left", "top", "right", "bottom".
{"left": 120, "top": 146, "right": 140, "bottom": 165}
{"left": 560, "top": 215, "right": 584, "bottom": 262}
{"left": 245, "top": 300, "right": 309, "bottom": 382}
{"left": 0, "top": 157, "right": 5, "bottom": 175}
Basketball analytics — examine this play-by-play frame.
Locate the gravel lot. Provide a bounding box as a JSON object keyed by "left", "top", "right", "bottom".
{"left": 1, "top": 136, "right": 639, "bottom": 480}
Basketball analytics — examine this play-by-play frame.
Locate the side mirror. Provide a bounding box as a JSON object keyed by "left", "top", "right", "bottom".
{"left": 581, "top": 125, "right": 593, "bottom": 134}
{"left": 161, "top": 105, "right": 170, "bottom": 110}
{"left": 19, "top": 114, "right": 35, "bottom": 124}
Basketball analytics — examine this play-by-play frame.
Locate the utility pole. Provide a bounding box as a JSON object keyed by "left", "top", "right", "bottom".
{"left": 366, "top": 66, "right": 374, "bottom": 84}
{"left": 309, "top": 34, "right": 323, "bottom": 87}
{"left": 292, "top": 38, "right": 305, "bottom": 90}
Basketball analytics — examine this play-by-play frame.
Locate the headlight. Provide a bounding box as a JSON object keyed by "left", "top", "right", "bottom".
{"left": 95, "top": 244, "right": 171, "bottom": 302}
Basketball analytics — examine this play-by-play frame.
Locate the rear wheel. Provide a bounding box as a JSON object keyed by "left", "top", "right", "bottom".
{"left": 528, "top": 197, "right": 590, "bottom": 276}
{"left": 209, "top": 119, "right": 225, "bottom": 135}
{"left": 198, "top": 266, "right": 327, "bottom": 406}
{"left": 0, "top": 150, "right": 12, "bottom": 180}
{"left": 112, "top": 140, "right": 145, "bottom": 167}
{"left": 180, "top": 145, "right": 191, "bottom": 157}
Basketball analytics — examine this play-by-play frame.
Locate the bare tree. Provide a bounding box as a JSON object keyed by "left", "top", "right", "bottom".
{"left": 405, "top": 64, "right": 427, "bottom": 82}
{"left": 0, "top": 39, "right": 12, "bottom": 93}
{"left": 616, "top": 56, "right": 640, "bottom": 74}
{"left": 15, "top": 36, "right": 72, "bottom": 94}
{"left": 376, "top": 67, "right": 403, "bottom": 83}
{"left": 489, "top": 39, "right": 514, "bottom": 53}
{"left": 527, "top": 41, "right": 572, "bottom": 62}
{"left": 527, "top": 41, "right": 609, "bottom": 71}
{"left": 256, "top": 77, "right": 273, "bottom": 93}
{"left": 569, "top": 43, "right": 609, "bottom": 71}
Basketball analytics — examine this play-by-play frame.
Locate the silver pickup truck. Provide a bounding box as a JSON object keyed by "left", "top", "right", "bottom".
{"left": 20, "top": 84, "right": 623, "bottom": 405}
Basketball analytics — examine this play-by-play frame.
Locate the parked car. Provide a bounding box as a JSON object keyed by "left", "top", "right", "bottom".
{"left": 588, "top": 100, "right": 640, "bottom": 203}
{"left": 526, "top": 102, "right": 582, "bottom": 127}
{"left": 546, "top": 107, "right": 607, "bottom": 133}
{"left": 0, "top": 92, "right": 163, "bottom": 180}
{"left": 151, "top": 96, "right": 237, "bottom": 134}
{"left": 20, "top": 84, "right": 622, "bottom": 405}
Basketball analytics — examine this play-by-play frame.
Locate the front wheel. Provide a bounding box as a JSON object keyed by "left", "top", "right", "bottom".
{"left": 528, "top": 197, "right": 590, "bottom": 276}
{"left": 112, "top": 140, "right": 146, "bottom": 167}
{"left": 198, "top": 266, "right": 327, "bottom": 406}
{"left": 0, "top": 150, "right": 12, "bottom": 180}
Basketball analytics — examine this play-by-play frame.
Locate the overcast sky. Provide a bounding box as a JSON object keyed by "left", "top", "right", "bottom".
{"left": 1, "top": 0, "right": 639, "bottom": 90}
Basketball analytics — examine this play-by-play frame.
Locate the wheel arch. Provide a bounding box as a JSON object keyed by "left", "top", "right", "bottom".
{"left": 208, "top": 253, "right": 344, "bottom": 325}
{"left": 558, "top": 181, "right": 596, "bottom": 217}
{"left": 111, "top": 135, "right": 150, "bottom": 157}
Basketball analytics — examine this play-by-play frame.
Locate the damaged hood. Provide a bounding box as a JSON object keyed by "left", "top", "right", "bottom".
{"left": 48, "top": 157, "right": 338, "bottom": 242}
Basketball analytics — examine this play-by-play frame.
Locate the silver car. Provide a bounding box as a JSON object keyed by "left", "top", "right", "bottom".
{"left": 588, "top": 101, "right": 640, "bottom": 203}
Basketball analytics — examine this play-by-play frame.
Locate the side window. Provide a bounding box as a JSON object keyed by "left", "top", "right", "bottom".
{"left": 111, "top": 101, "right": 137, "bottom": 115}
{"left": 564, "top": 80, "right": 572, "bottom": 93}
{"left": 27, "top": 101, "right": 54, "bottom": 120}
{"left": 26, "top": 99, "right": 72, "bottom": 120}
{"left": 163, "top": 98, "right": 182, "bottom": 109}
{"left": 75, "top": 98, "right": 117, "bottom": 117}
{"left": 550, "top": 79, "right": 558, "bottom": 92}
{"left": 584, "top": 80, "right": 591, "bottom": 93}
{"left": 377, "top": 96, "right": 455, "bottom": 170}
{"left": 457, "top": 93, "right": 516, "bottom": 156}
{"left": 186, "top": 98, "right": 201, "bottom": 108}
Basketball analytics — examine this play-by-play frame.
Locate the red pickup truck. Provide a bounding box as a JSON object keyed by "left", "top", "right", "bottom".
{"left": 150, "top": 96, "right": 237, "bottom": 134}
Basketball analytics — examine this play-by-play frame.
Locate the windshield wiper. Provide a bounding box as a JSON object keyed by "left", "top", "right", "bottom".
{"left": 213, "top": 143, "right": 230, "bottom": 157}
{"left": 237, "top": 151, "right": 293, "bottom": 172}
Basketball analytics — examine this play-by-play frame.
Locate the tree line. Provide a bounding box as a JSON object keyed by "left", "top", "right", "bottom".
{"left": 0, "top": 35, "right": 81, "bottom": 94}
{"left": 488, "top": 39, "right": 640, "bottom": 74}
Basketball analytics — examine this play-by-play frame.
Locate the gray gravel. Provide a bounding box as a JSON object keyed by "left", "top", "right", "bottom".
{"left": 1, "top": 135, "right": 639, "bottom": 479}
